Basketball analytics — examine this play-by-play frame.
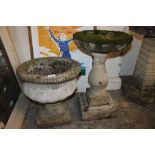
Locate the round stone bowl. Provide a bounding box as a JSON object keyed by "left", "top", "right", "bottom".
{"left": 16, "top": 57, "right": 81, "bottom": 104}
{"left": 73, "top": 30, "right": 133, "bottom": 55}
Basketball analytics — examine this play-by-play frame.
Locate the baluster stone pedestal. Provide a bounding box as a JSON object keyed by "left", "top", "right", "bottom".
{"left": 73, "top": 30, "right": 133, "bottom": 121}
{"left": 79, "top": 53, "right": 117, "bottom": 121}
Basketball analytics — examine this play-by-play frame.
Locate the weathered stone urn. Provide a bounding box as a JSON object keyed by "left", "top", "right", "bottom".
{"left": 16, "top": 57, "right": 81, "bottom": 127}
{"left": 73, "top": 30, "right": 133, "bottom": 120}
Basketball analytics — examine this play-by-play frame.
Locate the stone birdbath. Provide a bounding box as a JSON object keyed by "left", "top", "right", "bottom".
{"left": 16, "top": 57, "right": 81, "bottom": 127}
{"left": 73, "top": 29, "right": 133, "bottom": 120}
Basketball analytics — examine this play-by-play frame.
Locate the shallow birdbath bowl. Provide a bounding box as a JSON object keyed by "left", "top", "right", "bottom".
{"left": 16, "top": 57, "right": 81, "bottom": 128}
{"left": 73, "top": 30, "right": 133, "bottom": 120}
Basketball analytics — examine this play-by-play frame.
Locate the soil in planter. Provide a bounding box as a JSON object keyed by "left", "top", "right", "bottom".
{"left": 28, "top": 61, "right": 72, "bottom": 75}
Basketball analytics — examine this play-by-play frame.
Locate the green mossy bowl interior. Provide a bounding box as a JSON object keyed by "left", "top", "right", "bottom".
{"left": 73, "top": 30, "right": 133, "bottom": 54}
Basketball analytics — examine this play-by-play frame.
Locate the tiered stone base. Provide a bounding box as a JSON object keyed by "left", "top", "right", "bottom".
{"left": 78, "top": 89, "right": 117, "bottom": 121}
{"left": 37, "top": 101, "right": 71, "bottom": 128}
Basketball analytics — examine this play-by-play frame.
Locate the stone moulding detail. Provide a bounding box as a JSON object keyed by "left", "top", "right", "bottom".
{"left": 16, "top": 57, "right": 81, "bottom": 84}
{"left": 23, "top": 79, "right": 77, "bottom": 104}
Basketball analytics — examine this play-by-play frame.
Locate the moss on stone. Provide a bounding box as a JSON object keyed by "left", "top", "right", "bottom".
{"left": 16, "top": 57, "right": 81, "bottom": 84}
{"left": 73, "top": 30, "right": 133, "bottom": 45}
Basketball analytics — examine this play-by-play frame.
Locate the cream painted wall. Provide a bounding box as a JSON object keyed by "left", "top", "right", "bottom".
{"left": 120, "top": 36, "right": 143, "bottom": 75}
{"left": 7, "top": 26, "right": 31, "bottom": 64}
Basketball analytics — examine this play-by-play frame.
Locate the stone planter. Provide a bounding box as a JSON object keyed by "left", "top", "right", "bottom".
{"left": 16, "top": 57, "right": 81, "bottom": 127}
{"left": 74, "top": 30, "right": 133, "bottom": 120}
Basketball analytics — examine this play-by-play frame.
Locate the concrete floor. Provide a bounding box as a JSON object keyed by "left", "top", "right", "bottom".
{"left": 22, "top": 90, "right": 155, "bottom": 129}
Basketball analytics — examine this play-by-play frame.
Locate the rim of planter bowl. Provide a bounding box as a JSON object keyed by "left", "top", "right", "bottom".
{"left": 16, "top": 57, "right": 81, "bottom": 84}
{"left": 73, "top": 30, "right": 133, "bottom": 54}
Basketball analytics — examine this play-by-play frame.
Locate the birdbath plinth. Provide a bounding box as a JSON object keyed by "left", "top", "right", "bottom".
{"left": 16, "top": 57, "right": 81, "bottom": 128}
{"left": 74, "top": 30, "right": 133, "bottom": 120}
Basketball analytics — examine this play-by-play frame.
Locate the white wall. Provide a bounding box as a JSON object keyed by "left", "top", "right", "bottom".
{"left": 7, "top": 26, "right": 31, "bottom": 63}
{"left": 120, "top": 36, "right": 143, "bottom": 75}
{"left": 97, "top": 26, "right": 126, "bottom": 31}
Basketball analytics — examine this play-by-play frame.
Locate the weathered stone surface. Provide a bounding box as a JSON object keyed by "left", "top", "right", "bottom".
{"left": 121, "top": 76, "right": 155, "bottom": 105}
{"left": 16, "top": 57, "right": 81, "bottom": 84}
{"left": 73, "top": 30, "right": 133, "bottom": 55}
{"left": 78, "top": 53, "right": 117, "bottom": 119}
{"left": 23, "top": 79, "right": 77, "bottom": 104}
{"left": 78, "top": 93, "right": 89, "bottom": 112}
{"left": 86, "top": 88, "right": 109, "bottom": 106}
{"left": 16, "top": 57, "right": 80, "bottom": 104}
{"left": 37, "top": 101, "right": 71, "bottom": 128}
{"left": 142, "top": 42, "right": 155, "bottom": 52}
{"left": 134, "top": 38, "right": 155, "bottom": 87}
{"left": 78, "top": 93, "right": 117, "bottom": 121}
{"left": 16, "top": 57, "right": 80, "bottom": 128}
{"left": 129, "top": 27, "right": 155, "bottom": 38}
{"left": 144, "top": 38, "right": 155, "bottom": 46}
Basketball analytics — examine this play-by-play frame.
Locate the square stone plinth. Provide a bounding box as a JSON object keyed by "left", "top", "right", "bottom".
{"left": 78, "top": 93, "right": 117, "bottom": 121}
{"left": 37, "top": 101, "right": 71, "bottom": 128}
{"left": 86, "top": 88, "right": 110, "bottom": 106}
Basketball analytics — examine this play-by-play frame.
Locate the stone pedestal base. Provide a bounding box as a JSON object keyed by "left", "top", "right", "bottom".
{"left": 78, "top": 92, "right": 117, "bottom": 121}
{"left": 77, "top": 53, "right": 117, "bottom": 120}
{"left": 87, "top": 88, "right": 109, "bottom": 106}
{"left": 37, "top": 101, "right": 71, "bottom": 128}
